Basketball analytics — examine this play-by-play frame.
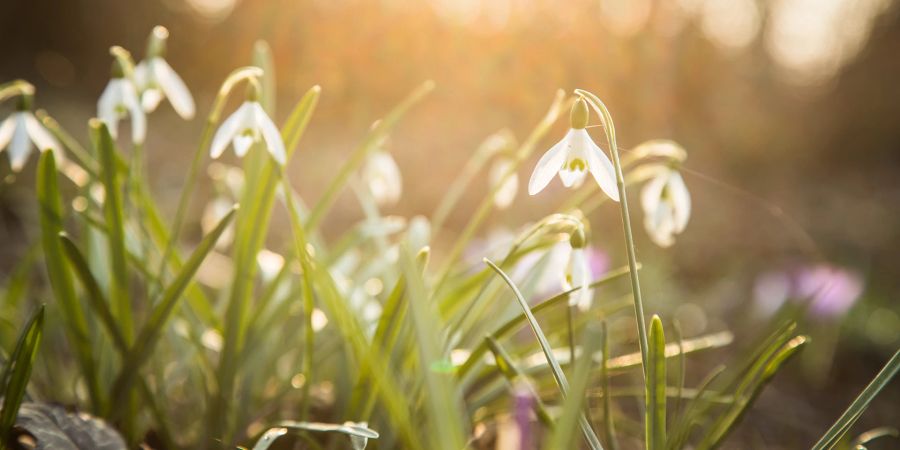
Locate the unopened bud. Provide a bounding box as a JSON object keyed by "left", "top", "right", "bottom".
{"left": 569, "top": 226, "right": 587, "bottom": 249}
{"left": 570, "top": 97, "right": 589, "bottom": 129}
{"left": 146, "top": 25, "right": 169, "bottom": 58}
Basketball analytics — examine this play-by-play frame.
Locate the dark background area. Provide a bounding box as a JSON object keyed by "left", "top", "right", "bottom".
{"left": 1, "top": 0, "right": 898, "bottom": 447}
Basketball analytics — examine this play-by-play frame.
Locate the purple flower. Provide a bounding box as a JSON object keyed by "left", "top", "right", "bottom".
{"left": 753, "top": 264, "right": 863, "bottom": 320}
{"left": 796, "top": 265, "right": 864, "bottom": 318}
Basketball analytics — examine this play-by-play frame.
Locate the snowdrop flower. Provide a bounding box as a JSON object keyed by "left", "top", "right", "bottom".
{"left": 98, "top": 59, "right": 146, "bottom": 144}
{"left": 134, "top": 26, "right": 195, "bottom": 119}
{"left": 640, "top": 165, "right": 690, "bottom": 247}
{"left": 489, "top": 155, "right": 518, "bottom": 209}
{"left": 528, "top": 97, "right": 618, "bottom": 200}
{"left": 561, "top": 228, "right": 595, "bottom": 311}
{"left": 362, "top": 149, "right": 402, "bottom": 206}
{"left": 0, "top": 95, "right": 61, "bottom": 172}
{"left": 209, "top": 84, "right": 286, "bottom": 164}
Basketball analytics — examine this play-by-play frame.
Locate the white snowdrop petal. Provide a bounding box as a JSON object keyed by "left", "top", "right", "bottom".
{"left": 24, "top": 113, "right": 60, "bottom": 153}
{"left": 232, "top": 135, "right": 254, "bottom": 157}
{"left": 209, "top": 102, "right": 250, "bottom": 159}
{"left": 141, "top": 89, "right": 164, "bottom": 113}
{"left": 0, "top": 117, "right": 16, "bottom": 151}
{"left": 558, "top": 166, "right": 586, "bottom": 187}
{"left": 669, "top": 171, "right": 691, "bottom": 232}
{"left": 153, "top": 58, "right": 196, "bottom": 119}
{"left": 9, "top": 114, "right": 32, "bottom": 171}
{"left": 97, "top": 80, "right": 122, "bottom": 130}
{"left": 253, "top": 103, "right": 286, "bottom": 165}
{"left": 528, "top": 136, "right": 568, "bottom": 195}
{"left": 580, "top": 129, "right": 620, "bottom": 202}
{"left": 133, "top": 62, "right": 149, "bottom": 89}
{"left": 641, "top": 173, "right": 667, "bottom": 216}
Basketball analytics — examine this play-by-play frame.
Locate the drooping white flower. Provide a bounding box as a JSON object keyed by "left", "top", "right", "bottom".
{"left": 490, "top": 156, "right": 518, "bottom": 209}
{"left": 0, "top": 101, "right": 61, "bottom": 172}
{"left": 561, "top": 228, "right": 593, "bottom": 311}
{"left": 640, "top": 166, "right": 691, "bottom": 247}
{"left": 209, "top": 98, "right": 286, "bottom": 165}
{"left": 528, "top": 97, "right": 618, "bottom": 200}
{"left": 98, "top": 71, "right": 146, "bottom": 144}
{"left": 133, "top": 26, "right": 195, "bottom": 119}
{"left": 362, "top": 150, "right": 402, "bottom": 206}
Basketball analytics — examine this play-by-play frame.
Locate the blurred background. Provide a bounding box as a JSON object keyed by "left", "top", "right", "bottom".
{"left": 1, "top": 0, "right": 898, "bottom": 447}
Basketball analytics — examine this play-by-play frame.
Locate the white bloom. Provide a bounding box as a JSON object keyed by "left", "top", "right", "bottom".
{"left": 98, "top": 77, "right": 146, "bottom": 144}
{"left": 528, "top": 97, "right": 618, "bottom": 200}
{"left": 562, "top": 247, "right": 593, "bottom": 311}
{"left": 134, "top": 58, "right": 195, "bottom": 119}
{"left": 489, "top": 156, "right": 518, "bottom": 209}
{"left": 640, "top": 166, "right": 691, "bottom": 247}
{"left": 209, "top": 101, "right": 286, "bottom": 165}
{"left": 0, "top": 111, "right": 61, "bottom": 172}
{"left": 407, "top": 215, "right": 431, "bottom": 252}
{"left": 363, "top": 150, "right": 402, "bottom": 206}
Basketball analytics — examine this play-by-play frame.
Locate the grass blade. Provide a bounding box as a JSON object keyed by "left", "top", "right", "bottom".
{"left": 549, "top": 324, "right": 602, "bottom": 450}
{"left": 92, "top": 120, "right": 133, "bottom": 343}
{"left": 110, "top": 206, "right": 237, "bottom": 414}
{"left": 484, "top": 335, "right": 553, "bottom": 426}
{"left": 813, "top": 348, "right": 900, "bottom": 450}
{"left": 484, "top": 258, "right": 604, "bottom": 450}
{"left": 646, "top": 315, "right": 667, "bottom": 450}
{"left": 698, "top": 335, "right": 809, "bottom": 449}
{"left": 36, "top": 151, "right": 101, "bottom": 410}
{"left": 281, "top": 175, "right": 423, "bottom": 450}
{"left": 59, "top": 234, "right": 128, "bottom": 353}
{"left": 0, "top": 305, "right": 44, "bottom": 446}
{"left": 457, "top": 264, "right": 633, "bottom": 379}
{"left": 398, "top": 245, "right": 467, "bottom": 450}
{"left": 599, "top": 321, "right": 618, "bottom": 450}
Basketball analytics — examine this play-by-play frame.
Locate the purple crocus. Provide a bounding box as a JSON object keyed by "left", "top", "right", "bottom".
{"left": 753, "top": 264, "right": 863, "bottom": 320}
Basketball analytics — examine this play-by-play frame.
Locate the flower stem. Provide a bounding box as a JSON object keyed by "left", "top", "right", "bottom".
{"left": 575, "top": 89, "right": 650, "bottom": 379}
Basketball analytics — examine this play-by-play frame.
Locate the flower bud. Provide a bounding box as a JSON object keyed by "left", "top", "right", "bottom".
{"left": 570, "top": 97, "right": 589, "bottom": 129}
{"left": 569, "top": 226, "right": 587, "bottom": 249}
{"left": 110, "top": 58, "right": 126, "bottom": 79}
{"left": 146, "top": 26, "right": 169, "bottom": 59}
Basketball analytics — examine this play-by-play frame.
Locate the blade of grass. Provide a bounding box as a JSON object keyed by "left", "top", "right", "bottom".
{"left": 457, "top": 264, "right": 633, "bottom": 379}
{"left": 60, "top": 234, "right": 179, "bottom": 448}
{"left": 36, "top": 151, "right": 101, "bottom": 411}
{"left": 667, "top": 366, "right": 726, "bottom": 450}
{"left": 548, "top": 324, "right": 603, "bottom": 450}
{"left": 92, "top": 120, "right": 133, "bottom": 343}
{"left": 599, "top": 321, "right": 618, "bottom": 450}
{"left": 851, "top": 427, "right": 899, "bottom": 449}
{"left": 281, "top": 175, "right": 423, "bottom": 450}
{"left": 812, "top": 348, "right": 900, "bottom": 450}
{"left": 485, "top": 335, "right": 553, "bottom": 427}
{"left": 0, "top": 305, "right": 43, "bottom": 448}
{"left": 109, "top": 206, "right": 236, "bottom": 416}
{"left": 646, "top": 316, "right": 667, "bottom": 450}
{"left": 484, "top": 258, "right": 603, "bottom": 450}
{"left": 398, "top": 245, "right": 467, "bottom": 450}
{"left": 697, "top": 335, "right": 808, "bottom": 450}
